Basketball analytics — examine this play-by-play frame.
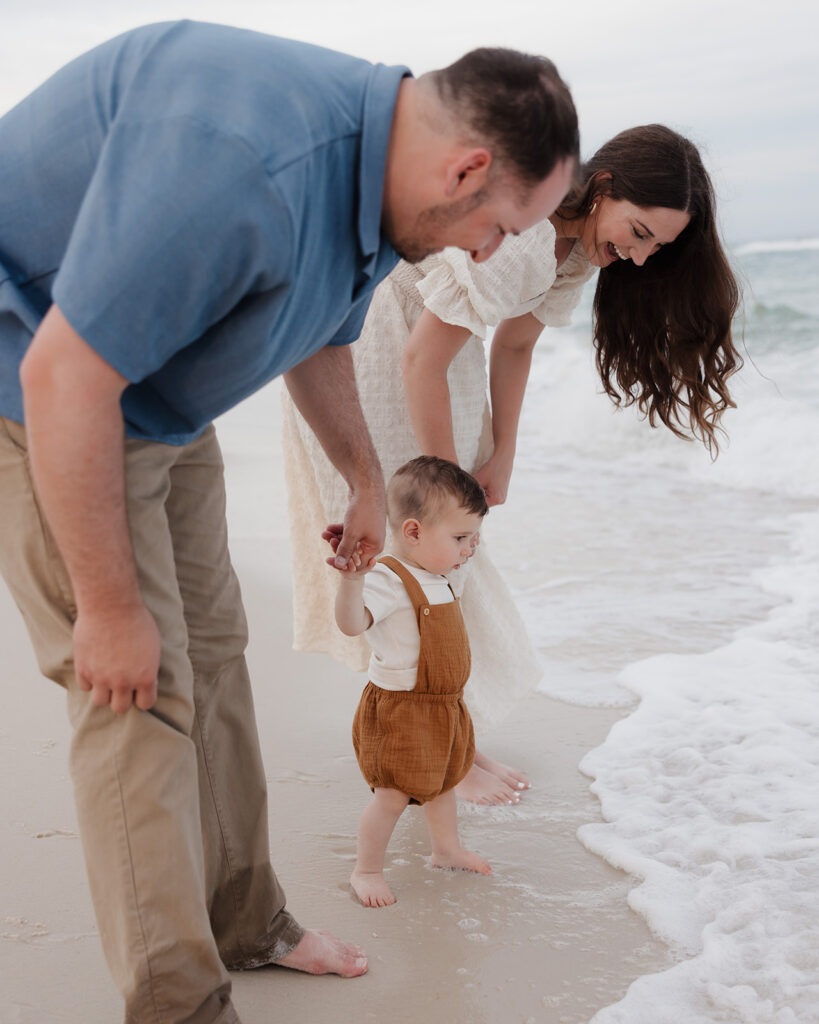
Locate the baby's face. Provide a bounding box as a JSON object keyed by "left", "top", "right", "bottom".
{"left": 413, "top": 498, "right": 484, "bottom": 576}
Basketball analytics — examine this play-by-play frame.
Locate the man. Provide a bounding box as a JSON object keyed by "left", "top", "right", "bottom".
{"left": 0, "top": 21, "right": 577, "bottom": 1024}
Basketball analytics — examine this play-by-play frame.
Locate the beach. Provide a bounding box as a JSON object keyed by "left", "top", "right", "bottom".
{"left": 0, "top": 382, "right": 674, "bottom": 1024}
{"left": 2, "top": 240, "right": 817, "bottom": 1023}
{"left": 0, "top": 0, "right": 816, "bottom": 1015}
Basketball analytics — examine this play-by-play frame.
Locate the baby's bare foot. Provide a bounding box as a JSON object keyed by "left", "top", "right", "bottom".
{"left": 455, "top": 763, "right": 521, "bottom": 806}
{"left": 275, "top": 929, "right": 368, "bottom": 977}
{"left": 429, "top": 848, "right": 492, "bottom": 875}
{"left": 350, "top": 869, "right": 397, "bottom": 908}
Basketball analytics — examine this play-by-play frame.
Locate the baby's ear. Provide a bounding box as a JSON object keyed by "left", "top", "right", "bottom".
{"left": 402, "top": 518, "right": 421, "bottom": 544}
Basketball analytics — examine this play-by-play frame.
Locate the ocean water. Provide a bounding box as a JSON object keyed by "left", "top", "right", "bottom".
{"left": 491, "top": 240, "right": 819, "bottom": 1022}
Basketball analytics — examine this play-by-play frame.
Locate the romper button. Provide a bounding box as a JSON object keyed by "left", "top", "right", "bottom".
{"left": 423, "top": 607, "right": 430, "bottom": 615}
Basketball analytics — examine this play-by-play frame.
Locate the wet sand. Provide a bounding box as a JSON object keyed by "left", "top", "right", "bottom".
{"left": 0, "top": 390, "right": 677, "bottom": 1022}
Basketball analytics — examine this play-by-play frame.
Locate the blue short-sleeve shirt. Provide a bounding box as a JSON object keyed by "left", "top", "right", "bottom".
{"left": 0, "top": 21, "right": 408, "bottom": 442}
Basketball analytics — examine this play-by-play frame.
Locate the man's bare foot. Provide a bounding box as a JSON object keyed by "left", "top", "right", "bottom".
{"left": 275, "top": 929, "right": 368, "bottom": 977}
{"left": 429, "top": 847, "right": 492, "bottom": 875}
{"left": 350, "top": 869, "right": 396, "bottom": 908}
{"left": 455, "top": 759, "right": 527, "bottom": 806}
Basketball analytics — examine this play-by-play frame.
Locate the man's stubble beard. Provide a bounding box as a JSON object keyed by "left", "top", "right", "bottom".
{"left": 385, "top": 186, "right": 491, "bottom": 264}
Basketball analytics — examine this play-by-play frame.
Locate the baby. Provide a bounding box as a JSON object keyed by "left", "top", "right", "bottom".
{"left": 331, "top": 455, "right": 492, "bottom": 907}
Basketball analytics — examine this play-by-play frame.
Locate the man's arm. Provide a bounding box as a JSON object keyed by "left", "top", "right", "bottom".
{"left": 283, "top": 344, "right": 386, "bottom": 571}
{"left": 19, "top": 305, "right": 160, "bottom": 714}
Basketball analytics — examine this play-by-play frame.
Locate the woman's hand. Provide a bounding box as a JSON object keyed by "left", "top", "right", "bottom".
{"left": 473, "top": 451, "right": 514, "bottom": 507}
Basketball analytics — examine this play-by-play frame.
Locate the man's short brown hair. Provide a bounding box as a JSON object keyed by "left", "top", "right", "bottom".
{"left": 428, "top": 48, "right": 579, "bottom": 186}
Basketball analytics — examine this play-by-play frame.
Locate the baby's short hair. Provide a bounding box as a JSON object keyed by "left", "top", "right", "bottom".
{"left": 387, "top": 456, "right": 488, "bottom": 527}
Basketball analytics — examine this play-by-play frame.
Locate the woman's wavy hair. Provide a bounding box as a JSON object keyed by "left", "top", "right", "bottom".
{"left": 558, "top": 125, "right": 742, "bottom": 455}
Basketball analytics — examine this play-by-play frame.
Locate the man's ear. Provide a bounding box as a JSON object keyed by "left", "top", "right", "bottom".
{"left": 402, "top": 518, "right": 422, "bottom": 544}
{"left": 443, "top": 148, "right": 492, "bottom": 198}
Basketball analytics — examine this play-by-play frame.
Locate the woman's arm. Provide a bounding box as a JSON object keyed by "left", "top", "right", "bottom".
{"left": 401, "top": 309, "right": 472, "bottom": 463}
{"left": 474, "top": 312, "right": 544, "bottom": 506}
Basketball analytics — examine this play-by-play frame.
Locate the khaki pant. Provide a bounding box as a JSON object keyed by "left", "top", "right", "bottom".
{"left": 0, "top": 417, "right": 302, "bottom": 1024}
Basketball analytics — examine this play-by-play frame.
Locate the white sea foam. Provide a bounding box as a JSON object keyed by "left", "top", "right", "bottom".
{"left": 581, "top": 511, "right": 819, "bottom": 1023}
{"left": 502, "top": 243, "right": 819, "bottom": 1020}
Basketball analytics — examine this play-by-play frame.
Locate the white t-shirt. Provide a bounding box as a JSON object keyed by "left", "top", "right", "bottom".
{"left": 363, "top": 559, "right": 455, "bottom": 691}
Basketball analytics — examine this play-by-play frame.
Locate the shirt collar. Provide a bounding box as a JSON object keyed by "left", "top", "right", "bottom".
{"left": 357, "top": 63, "right": 411, "bottom": 279}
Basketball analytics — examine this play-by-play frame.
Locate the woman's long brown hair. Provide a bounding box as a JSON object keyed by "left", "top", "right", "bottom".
{"left": 558, "top": 125, "right": 742, "bottom": 455}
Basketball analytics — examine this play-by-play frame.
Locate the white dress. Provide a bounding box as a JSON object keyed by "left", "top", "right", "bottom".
{"left": 282, "top": 219, "right": 594, "bottom": 733}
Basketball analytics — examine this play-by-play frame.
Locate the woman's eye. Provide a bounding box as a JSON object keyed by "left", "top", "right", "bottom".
{"left": 633, "top": 227, "right": 646, "bottom": 240}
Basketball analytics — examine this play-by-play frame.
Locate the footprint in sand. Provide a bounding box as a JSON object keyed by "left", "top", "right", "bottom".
{"left": 32, "top": 827, "right": 79, "bottom": 840}
{"left": 270, "top": 769, "right": 333, "bottom": 786}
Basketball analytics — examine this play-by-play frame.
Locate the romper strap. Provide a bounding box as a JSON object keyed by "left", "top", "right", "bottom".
{"left": 377, "top": 555, "right": 432, "bottom": 615}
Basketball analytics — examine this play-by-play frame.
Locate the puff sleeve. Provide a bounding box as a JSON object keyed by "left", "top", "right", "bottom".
{"left": 415, "top": 220, "right": 561, "bottom": 338}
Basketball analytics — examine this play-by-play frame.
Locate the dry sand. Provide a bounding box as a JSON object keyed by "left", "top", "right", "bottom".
{"left": 0, "top": 395, "right": 677, "bottom": 1022}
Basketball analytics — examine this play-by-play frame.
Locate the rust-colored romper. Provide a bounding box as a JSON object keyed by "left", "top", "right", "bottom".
{"left": 352, "top": 555, "right": 476, "bottom": 805}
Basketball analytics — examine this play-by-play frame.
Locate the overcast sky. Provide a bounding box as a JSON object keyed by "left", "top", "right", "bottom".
{"left": 2, "top": 0, "right": 817, "bottom": 245}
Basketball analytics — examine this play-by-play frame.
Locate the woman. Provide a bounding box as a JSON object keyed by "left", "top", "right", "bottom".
{"left": 282, "top": 124, "right": 741, "bottom": 804}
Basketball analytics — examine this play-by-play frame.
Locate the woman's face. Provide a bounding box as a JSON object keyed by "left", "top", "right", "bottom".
{"left": 579, "top": 197, "right": 691, "bottom": 268}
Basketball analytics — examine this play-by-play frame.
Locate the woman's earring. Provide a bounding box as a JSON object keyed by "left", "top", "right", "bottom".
{"left": 589, "top": 200, "right": 598, "bottom": 216}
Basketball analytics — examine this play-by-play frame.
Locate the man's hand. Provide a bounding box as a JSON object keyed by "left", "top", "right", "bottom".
{"left": 324, "top": 483, "right": 386, "bottom": 573}
{"left": 74, "top": 602, "right": 161, "bottom": 714}
{"left": 20, "top": 305, "right": 154, "bottom": 715}
{"left": 323, "top": 522, "right": 363, "bottom": 571}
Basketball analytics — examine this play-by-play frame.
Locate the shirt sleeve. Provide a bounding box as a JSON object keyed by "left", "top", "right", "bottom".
{"left": 53, "top": 117, "right": 293, "bottom": 383}
{"left": 363, "top": 564, "right": 408, "bottom": 626}
{"left": 415, "top": 220, "right": 560, "bottom": 338}
{"left": 326, "top": 292, "right": 371, "bottom": 347}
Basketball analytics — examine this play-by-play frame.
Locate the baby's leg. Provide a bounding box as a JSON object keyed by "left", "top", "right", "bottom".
{"left": 424, "top": 790, "right": 492, "bottom": 875}
{"left": 351, "top": 788, "right": 410, "bottom": 907}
